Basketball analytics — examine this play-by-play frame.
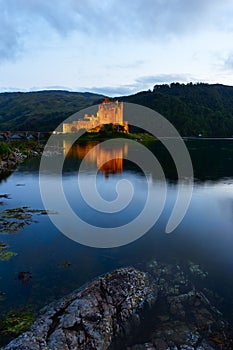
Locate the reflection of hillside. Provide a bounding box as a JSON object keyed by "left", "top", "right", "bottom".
{"left": 63, "top": 141, "right": 128, "bottom": 177}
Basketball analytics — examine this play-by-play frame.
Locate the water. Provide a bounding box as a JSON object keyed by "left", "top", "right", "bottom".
{"left": 0, "top": 139, "right": 232, "bottom": 335}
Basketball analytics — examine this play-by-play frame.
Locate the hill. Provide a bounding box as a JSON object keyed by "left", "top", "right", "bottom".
{"left": 0, "top": 83, "right": 233, "bottom": 136}
{"left": 121, "top": 83, "right": 233, "bottom": 137}
{"left": 0, "top": 91, "right": 104, "bottom": 132}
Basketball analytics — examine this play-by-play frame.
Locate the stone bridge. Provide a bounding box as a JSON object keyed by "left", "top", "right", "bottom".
{"left": 0, "top": 131, "right": 49, "bottom": 141}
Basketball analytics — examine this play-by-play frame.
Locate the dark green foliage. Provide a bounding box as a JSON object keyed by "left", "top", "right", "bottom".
{"left": 0, "top": 91, "right": 104, "bottom": 132}
{"left": 9, "top": 140, "right": 43, "bottom": 154}
{"left": 121, "top": 83, "right": 233, "bottom": 137}
{"left": 0, "top": 84, "right": 233, "bottom": 136}
{"left": 0, "top": 309, "right": 34, "bottom": 336}
{"left": 0, "top": 142, "right": 12, "bottom": 160}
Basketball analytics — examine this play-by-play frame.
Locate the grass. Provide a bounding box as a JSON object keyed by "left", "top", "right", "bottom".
{"left": 53, "top": 131, "right": 157, "bottom": 143}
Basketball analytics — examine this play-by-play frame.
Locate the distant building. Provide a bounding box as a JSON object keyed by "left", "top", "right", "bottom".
{"left": 63, "top": 98, "right": 129, "bottom": 133}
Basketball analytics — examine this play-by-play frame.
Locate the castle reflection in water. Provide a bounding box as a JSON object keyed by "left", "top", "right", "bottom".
{"left": 63, "top": 141, "right": 128, "bottom": 178}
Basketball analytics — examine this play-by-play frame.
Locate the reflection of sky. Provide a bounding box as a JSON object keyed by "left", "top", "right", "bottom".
{"left": 0, "top": 158, "right": 233, "bottom": 321}
{"left": 2, "top": 166, "right": 233, "bottom": 242}
{"left": 63, "top": 172, "right": 149, "bottom": 227}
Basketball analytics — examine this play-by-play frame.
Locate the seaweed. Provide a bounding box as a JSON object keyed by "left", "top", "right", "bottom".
{"left": 0, "top": 309, "right": 34, "bottom": 336}
{"left": 57, "top": 261, "right": 71, "bottom": 269}
{"left": 0, "top": 206, "right": 57, "bottom": 262}
{"left": 16, "top": 271, "right": 32, "bottom": 285}
{"left": 0, "top": 241, "right": 17, "bottom": 261}
{"left": 0, "top": 207, "right": 57, "bottom": 235}
{"left": 0, "top": 194, "right": 11, "bottom": 199}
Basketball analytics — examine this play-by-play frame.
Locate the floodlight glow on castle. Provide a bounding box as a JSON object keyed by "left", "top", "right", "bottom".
{"left": 63, "top": 98, "right": 129, "bottom": 133}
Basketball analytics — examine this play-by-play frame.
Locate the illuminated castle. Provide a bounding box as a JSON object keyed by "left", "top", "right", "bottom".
{"left": 63, "top": 98, "right": 129, "bottom": 133}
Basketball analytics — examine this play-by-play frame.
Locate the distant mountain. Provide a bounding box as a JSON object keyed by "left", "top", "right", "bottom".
{"left": 0, "top": 83, "right": 233, "bottom": 136}
{"left": 0, "top": 90, "right": 104, "bottom": 131}
{"left": 121, "top": 83, "right": 233, "bottom": 137}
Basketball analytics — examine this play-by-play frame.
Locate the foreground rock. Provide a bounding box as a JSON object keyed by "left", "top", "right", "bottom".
{"left": 2, "top": 268, "right": 157, "bottom": 350}
{"left": 123, "top": 261, "right": 233, "bottom": 350}
{"left": 2, "top": 262, "right": 232, "bottom": 350}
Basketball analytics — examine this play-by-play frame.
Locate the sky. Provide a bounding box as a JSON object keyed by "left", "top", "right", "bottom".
{"left": 0, "top": 0, "right": 233, "bottom": 96}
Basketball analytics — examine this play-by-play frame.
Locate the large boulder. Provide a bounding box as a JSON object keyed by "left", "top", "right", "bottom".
{"left": 2, "top": 267, "right": 157, "bottom": 350}
{"left": 2, "top": 261, "right": 233, "bottom": 350}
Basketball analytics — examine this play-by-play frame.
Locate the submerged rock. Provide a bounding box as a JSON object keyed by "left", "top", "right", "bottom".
{"left": 124, "top": 260, "right": 233, "bottom": 350}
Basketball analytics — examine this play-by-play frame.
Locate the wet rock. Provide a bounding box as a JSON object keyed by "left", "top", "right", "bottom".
{"left": 125, "top": 260, "right": 233, "bottom": 350}
{"left": 2, "top": 267, "right": 157, "bottom": 350}
{"left": 2, "top": 261, "right": 233, "bottom": 350}
{"left": 188, "top": 261, "right": 208, "bottom": 279}
{"left": 0, "top": 145, "right": 43, "bottom": 175}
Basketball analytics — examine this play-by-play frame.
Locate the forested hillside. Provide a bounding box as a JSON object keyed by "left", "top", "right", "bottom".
{"left": 0, "top": 91, "right": 104, "bottom": 131}
{"left": 0, "top": 83, "right": 233, "bottom": 136}
{"left": 122, "top": 83, "right": 233, "bottom": 137}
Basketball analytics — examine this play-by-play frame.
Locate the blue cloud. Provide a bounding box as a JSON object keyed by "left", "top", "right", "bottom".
{"left": 0, "top": 0, "right": 231, "bottom": 61}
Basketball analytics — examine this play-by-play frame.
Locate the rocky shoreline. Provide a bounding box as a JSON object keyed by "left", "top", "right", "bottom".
{"left": 1, "top": 268, "right": 156, "bottom": 350}
{"left": 1, "top": 261, "right": 232, "bottom": 350}
{"left": 0, "top": 144, "right": 43, "bottom": 176}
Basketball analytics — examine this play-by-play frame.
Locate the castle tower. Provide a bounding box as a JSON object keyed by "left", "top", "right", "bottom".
{"left": 97, "top": 100, "right": 123, "bottom": 124}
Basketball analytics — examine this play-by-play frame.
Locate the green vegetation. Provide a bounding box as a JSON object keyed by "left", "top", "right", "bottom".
{"left": 0, "top": 241, "right": 17, "bottom": 261}
{"left": 88, "top": 126, "right": 156, "bottom": 141}
{"left": 0, "top": 142, "right": 12, "bottom": 160}
{"left": 8, "top": 140, "right": 44, "bottom": 155}
{"left": 56, "top": 123, "right": 156, "bottom": 142}
{"left": 54, "top": 129, "right": 156, "bottom": 142}
{"left": 121, "top": 83, "right": 233, "bottom": 137}
{"left": 0, "top": 83, "right": 233, "bottom": 136}
{"left": 0, "top": 207, "right": 57, "bottom": 235}
{"left": 0, "top": 310, "right": 34, "bottom": 336}
{"left": 0, "top": 206, "right": 57, "bottom": 264}
{"left": 0, "top": 140, "right": 43, "bottom": 160}
{"left": 0, "top": 90, "right": 104, "bottom": 131}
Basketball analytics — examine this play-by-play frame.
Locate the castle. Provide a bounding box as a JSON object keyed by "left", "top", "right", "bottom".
{"left": 63, "top": 98, "right": 129, "bottom": 133}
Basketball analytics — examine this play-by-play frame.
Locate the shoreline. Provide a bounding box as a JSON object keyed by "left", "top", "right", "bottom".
{"left": 0, "top": 141, "right": 44, "bottom": 177}
{"left": 1, "top": 261, "right": 232, "bottom": 350}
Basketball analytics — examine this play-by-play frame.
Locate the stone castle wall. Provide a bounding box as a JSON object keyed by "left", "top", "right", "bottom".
{"left": 63, "top": 101, "right": 128, "bottom": 133}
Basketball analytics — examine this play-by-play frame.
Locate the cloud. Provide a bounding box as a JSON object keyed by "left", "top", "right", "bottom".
{"left": 0, "top": 0, "right": 232, "bottom": 61}
{"left": 0, "top": 0, "right": 78, "bottom": 61}
{"left": 81, "top": 74, "right": 189, "bottom": 96}
{"left": 224, "top": 55, "right": 233, "bottom": 70}
{"left": 112, "top": 60, "right": 145, "bottom": 70}
{"left": 80, "top": 85, "right": 138, "bottom": 97}
{"left": 135, "top": 74, "right": 191, "bottom": 84}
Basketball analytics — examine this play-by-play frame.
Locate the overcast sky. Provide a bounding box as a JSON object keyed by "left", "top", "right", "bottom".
{"left": 0, "top": 0, "right": 233, "bottom": 96}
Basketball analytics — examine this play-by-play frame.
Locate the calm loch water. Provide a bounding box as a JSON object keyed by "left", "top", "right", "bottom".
{"left": 0, "top": 139, "right": 232, "bottom": 334}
